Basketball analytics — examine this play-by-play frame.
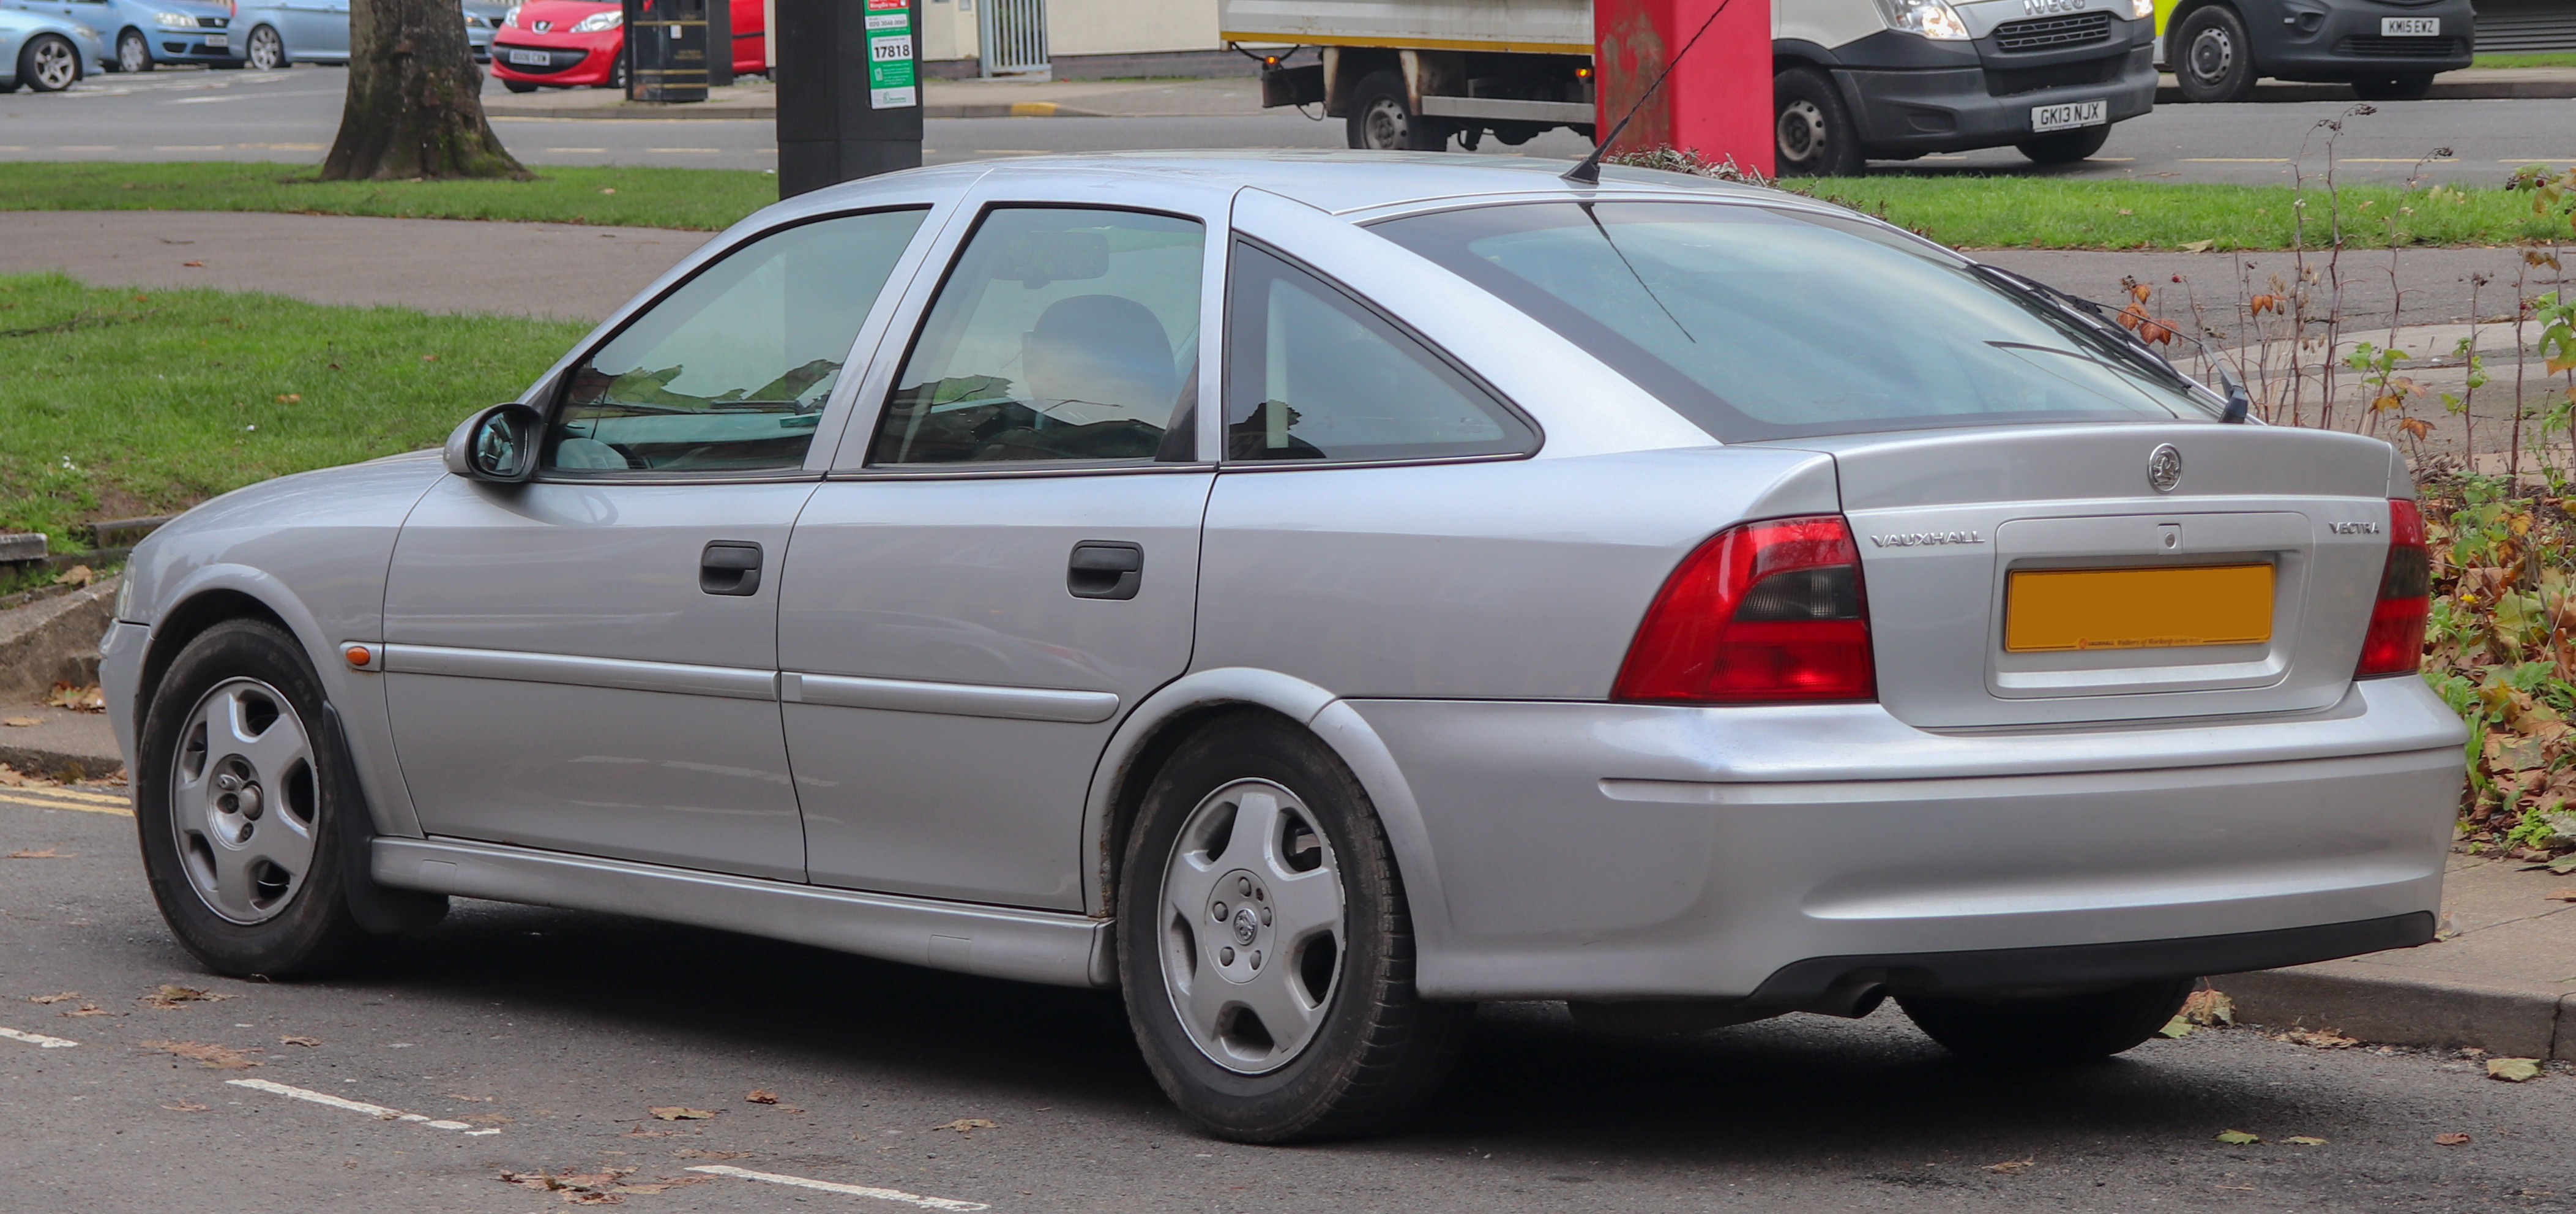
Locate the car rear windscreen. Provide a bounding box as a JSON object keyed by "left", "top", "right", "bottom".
{"left": 1371, "top": 201, "right": 2222, "bottom": 443}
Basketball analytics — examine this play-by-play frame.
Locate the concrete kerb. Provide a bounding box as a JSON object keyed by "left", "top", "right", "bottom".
{"left": 2155, "top": 67, "right": 2576, "bottom": 104}
{"left": 480, "top": 99, "right": 1115, "bottom": 120}
{"left": 0, "top": 576, "right": 124, "bottom": 781}
{"left": 2216, "top": 959, "right": 2576, "bottom": 1061}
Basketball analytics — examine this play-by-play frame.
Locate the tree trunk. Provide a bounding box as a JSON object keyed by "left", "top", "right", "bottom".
{"left": 320, "top": 0, "right": 526, "bottom": 180}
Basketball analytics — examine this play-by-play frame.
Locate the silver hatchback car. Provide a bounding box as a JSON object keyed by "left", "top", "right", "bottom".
{"left": 103, "top": 153, "right": 2464, "bottom": 1142}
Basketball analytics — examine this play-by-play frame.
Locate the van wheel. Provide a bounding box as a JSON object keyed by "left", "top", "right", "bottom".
{"left": 2351, "top": 73, "right": 2433, "bottom": 101}
{"left": 1773, "top": 67, "right": 1864, "bottom": 176}
{"left": 2173, "top": 5, "right": 2255, "bottom": 103}
{"left": 1345, "top": 69, "right": 1444, "bottom": 152}
{"left": 2018, "top": 123, "right": 2111, "bottom": 165}
{"left": 1899, "top": 977, "right": 2195, "bottom": 1066}
{"left": 1118, "top": 713, "right": 1469, "bottom": 1142}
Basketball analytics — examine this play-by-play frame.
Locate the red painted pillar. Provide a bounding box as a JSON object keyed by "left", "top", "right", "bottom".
{"left": 1595, "top": 0, "right": 1774, "bottom": 176}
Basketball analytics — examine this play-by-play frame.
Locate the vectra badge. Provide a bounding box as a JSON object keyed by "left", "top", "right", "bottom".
{"left": 2148, "top": 443, "right": 2183, "bottom": 493}
{"left": 1870, "top": 530, "right": 1985, "bottom": 548}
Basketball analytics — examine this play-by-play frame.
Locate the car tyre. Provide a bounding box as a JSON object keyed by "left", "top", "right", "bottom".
{"left": 2017, "top": 123, "right": 2111, "bottom": 165}
{"left": 135, "top": 620, "right": 424, "bottom": 978}
{"left": 1773, "top": 67, "right": 1864, "bottom": 177}
{"left": 2351, "top": 73, "right": 2434, "bottom": 101}
{"left": 1117, "top": 712, "right": 1469, "bottom": 1142}
{"left": 593, "top": 53, "right": 627, "bottom": 91}
{"left": 1899, "top": 977, "right": 2195, "bottom": 1066}
{"left": 115, "top": 27, "right": 152, "bottom": 73}
{"left": 2173, "top": 4, "right": 2255, "bottom": 103}
{"left": 244, "top": 24, "right": 285, "bottom": 70}
{"left": 502, "top": 75, "right": 539, "bottom": 92}
{"left": 21, "top": 33, "right": 82, "bottom": 91}
{"left": 1345, "top": 69, "right": 1445, "bottom": 152}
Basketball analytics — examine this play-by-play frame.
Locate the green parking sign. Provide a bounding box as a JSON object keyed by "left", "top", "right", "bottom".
{"left": 866, "top": 0, "right": 917, "bottom": 109}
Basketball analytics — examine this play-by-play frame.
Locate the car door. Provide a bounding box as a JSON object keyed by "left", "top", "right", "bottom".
{"left": 383, "top": 204, "right": 937, "bottom": 881}
{"left": 282, "top": 0, "right": 343, "bottom": 57}
{"left": 777, "top": 174, "right": 1228, "bottom": 910}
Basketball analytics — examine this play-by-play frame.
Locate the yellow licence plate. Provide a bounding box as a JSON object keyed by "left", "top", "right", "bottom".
{"left": 2004, "top": 564, "right": 2274, "bottom": 653}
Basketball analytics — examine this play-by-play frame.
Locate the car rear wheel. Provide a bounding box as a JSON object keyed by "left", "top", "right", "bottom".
{"left": 1118, "top": 713, "right": 1468, "bottom": 1142}
{"left": 22, "top": 34, "right": 81, "bottom": 91}
{"left": 244, "top": 24, "right": 284, "bottom": 70}
{"left": 2351, "top": 73, "right": 2433, "bottom": 101}
{"left": 135, "top": 620, "right": 419, "bottom": 977}
{"left": 2017, "top": 123, "right": 2111, "bottom": 165}
{"left": 1899, "top": 977, "right": 2195, "bottom": 1066}
{"left": 1773, "top": 67, "right": 1864, "bottom": 176}
{"left": 116, "top": 28, "right": 152, "bottom": 73}
{"left": 2173, "top": 5, "right": 2255, "bottom": 103}
{"left": 1345, "top": 69, "right": 1444, "bottom": 151}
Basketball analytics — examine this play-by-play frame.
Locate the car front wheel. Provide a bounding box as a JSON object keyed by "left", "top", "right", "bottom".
{"left": 135, "top": 620, "right": 406, "bottom": 976}
{"left": 2173, "top": 5, "right": 2255, "bottom": 103}
{"left": 1118, "top": 713, "right": 1468, "bottom": 1142}
{"left": 116, "top": 28, "right": 152, "bottom": 73}
{"left": 244, "top": 24, "right": 285, "bottom": 70}
{"left": 1899, "top": 977, "right": 2195, "bottom": 1066}
{"left": 22, "top": 34, "right": 81, "bottom": 91}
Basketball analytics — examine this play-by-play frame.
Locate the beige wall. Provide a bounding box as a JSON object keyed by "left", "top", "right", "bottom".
{"left": 920, "top": 0, "right": 979, "bottom": 61}
{"left": 1045, "top": 0, "right": 1222, "bottom": 56}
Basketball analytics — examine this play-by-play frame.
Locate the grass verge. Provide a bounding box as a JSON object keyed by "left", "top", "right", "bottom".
{"left": 1801, "top": 176, "right": 2575, "bottom": 250}
{"left": 0, "top": 272, "right": 590, "bottom": 546}
{"left": 2474, "top": 53, "right": 2576, "bottom": 69}
{"left": 0, "top": 162, "right": 776, "bottom": 231}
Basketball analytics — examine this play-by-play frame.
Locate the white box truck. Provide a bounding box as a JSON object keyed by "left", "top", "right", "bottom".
{"left": 1224, "top": 0, "right": 2159, "bottom": 173}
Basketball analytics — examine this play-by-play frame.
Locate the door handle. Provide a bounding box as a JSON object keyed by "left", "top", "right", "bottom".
{"left": 1067, "top": 541, "right": 1143, "bottom": 601}
{"left": 700, "top": 540, "right": 763, "bottom": 596}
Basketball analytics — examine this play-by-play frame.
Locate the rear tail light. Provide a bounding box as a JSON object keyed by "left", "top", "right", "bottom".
{"left": 2356, "top": 498, "right": 2429, "bottom": 678}
{"left": 1613, "top": 515, "right": 1876, "bottom": 703}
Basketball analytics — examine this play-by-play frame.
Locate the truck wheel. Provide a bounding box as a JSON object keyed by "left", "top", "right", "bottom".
{"left": 1900, "top": 977, "right": 2194, "bottom": 1066}
{"left": 1345, "top": 69, "right": 1444, "bottom": 152}
{"left": 2017, "top": 123, "right": 2111, "bottom": 165}
{"left": 2173, "top": 5, "right": 2255, "bottom": 103}
{"left": 1773, "top": 68, "right": 1863, "bottom": 177}
{"left": 2351, "top": 73, "right": 2433, "bottom": 101}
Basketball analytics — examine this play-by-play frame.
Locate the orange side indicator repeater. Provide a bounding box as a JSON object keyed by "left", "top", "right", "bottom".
{"left": 344, "top": 645, "right": 375, "bottom": 669}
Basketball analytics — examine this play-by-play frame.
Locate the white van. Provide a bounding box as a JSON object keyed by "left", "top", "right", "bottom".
{"left": 1226, "top": 0, "right": 2159, "bottom": 173}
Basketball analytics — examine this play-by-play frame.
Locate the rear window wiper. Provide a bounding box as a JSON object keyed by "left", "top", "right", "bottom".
{"left": 1969, "top": 263, "right": 2252, "bottom": 423}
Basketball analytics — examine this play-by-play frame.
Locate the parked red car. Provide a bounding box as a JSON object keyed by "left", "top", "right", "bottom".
{"left": 490, "top": 0, "right": 764, "bottom": 91}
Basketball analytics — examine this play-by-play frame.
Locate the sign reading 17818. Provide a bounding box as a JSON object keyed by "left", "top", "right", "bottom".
{"left": 865, "top": 0, "right": 916, "bottom": 110}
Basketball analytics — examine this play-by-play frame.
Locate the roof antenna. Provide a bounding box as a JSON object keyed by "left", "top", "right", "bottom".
{"left": 1563, "top": 0, "right": 1739, "bottom": 186}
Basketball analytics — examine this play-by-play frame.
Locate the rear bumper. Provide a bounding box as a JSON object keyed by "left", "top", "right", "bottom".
{"left": 1355, "top": 676, "right": 2465, "bottom": 1002}
{"left": 1837, "top": 46, "right": 2156, "bottom": 154}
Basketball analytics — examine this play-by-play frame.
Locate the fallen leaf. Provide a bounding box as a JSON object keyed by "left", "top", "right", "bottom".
{"left": 28, "top": 992, "right": 77, "bottom": 1004}
{"left": 648, "top": 1106, "right": 717, "bottom": 1121}
{"left": 2545, "top": 888, "right": 2576, "bottom": 902}
{"left": 278, "top": 1034, "right": 321, "bottom": 1047}
{"left": 2159, "top": 1016, "right": 2195, "bottom": 1038}
{"left": 623, "top": 1130, "right": 681, "bottom": 1137}
{"left": 56, "top": 565, "right": 94, "bottom": 588}
{"left": 2181, "top": 989, "right": 2238, "bottom": 1027}
{"left": 182, "top": 260, "right": 204, "bottom": 268}
{"left": 670, "top": 1148, "right": 750, "bottom": 1160}
{"left": 2284, "top": 1136, "right": 2329, "bottom": 1146}
{"left": 140, "top": 984, "right": 232, "bottom": 1008}
{"left": 138, "top": 1040, "right": 264, "bottom": 1069}
{"left": 2487, "top": 1057, "right": 2545, "bottom": 1082}
{"left": 2179, "top": 239, "right": 2216, "bottom": 253}
{"left": 2280, "top": 1028, "right": 2359, "bottom": 1049}
{"left": 933, "top": 1117, "right": 998, "bottom": 1136}
{"left": 162, "top": 1101, "right": 211, "bottom": 1112}
{"left": 61, "top": 1003, "right": 114, "bottom": 1017}
{"left": 610, "top": 1178, "right": 708, "bottom": 1195}
{"left": 0, "top": 764, "right": 26, "bottom": 784}
{"left": 2435, "top": 1132, "right": 2473, "bottom": 1145}
{"left": 2, "top": 718, "right": 37, "bottom": 728}
{"left": 446, "top": 1092, "right": 496, "bottom": 1102}
{"left": 46, "top": 683, "right": 105, "bottom": 713}
{"left": 1986, "top": 1158, "right": 2035, "bottom": 1174}
{"left": 745, "top": 1088, "right": 780, "bottom": 1104}
{"left": 7, "top": 848, "right": 67, "bottom": 858}
{"left": 2216, "top": 1130, "right": 2262, "bottom": 1145}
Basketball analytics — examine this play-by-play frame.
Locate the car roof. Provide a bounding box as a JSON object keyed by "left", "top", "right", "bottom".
{"left": 779, "top": 150, "right": 1791, "bottom": 223}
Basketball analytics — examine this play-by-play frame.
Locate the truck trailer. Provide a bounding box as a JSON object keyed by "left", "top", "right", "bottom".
{"left": 1224, "top": 0, "right": 2159, "bottom": 174}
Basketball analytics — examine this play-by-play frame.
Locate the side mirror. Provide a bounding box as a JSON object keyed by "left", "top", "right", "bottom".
{"left": 443, "top": 403, "right": 543, "bottom": 482}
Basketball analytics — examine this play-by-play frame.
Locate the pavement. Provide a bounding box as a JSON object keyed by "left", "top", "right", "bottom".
{"left": 6, "top": 790, "right": 2576, "bottom": 1212}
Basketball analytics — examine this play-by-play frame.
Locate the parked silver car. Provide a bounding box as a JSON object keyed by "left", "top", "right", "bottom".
{"left": 103, "top": 154, "right": 2463, "bottom": 1142}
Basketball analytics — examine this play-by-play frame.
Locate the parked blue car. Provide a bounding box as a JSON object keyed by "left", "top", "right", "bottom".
{"left": 10, "top": 0, "right": 236, "bottom": 72}
{"left": 225, "top": 0, "right": 493, "bottom": 68}
{"left": 0, "top": 6, "right": 105, "bottom": 91}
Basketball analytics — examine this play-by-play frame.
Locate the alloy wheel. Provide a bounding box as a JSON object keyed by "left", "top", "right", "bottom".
{"left": 118, "top": 29, "right": 150, "bottom": 73}
{"left": 247, "top": 26, "right": 282, "bottom": 70}
{"left": 1157, "top": 779, "right": 1346, "bottom": 1074}
{"left": 31, "top": 37, "right": 79, "bottom": 89}
{"left": 170, "top": 677, "right": 321, "bottom": 926}
{"left": 1777, "top": 99, "right": 1827, "bottom": 165}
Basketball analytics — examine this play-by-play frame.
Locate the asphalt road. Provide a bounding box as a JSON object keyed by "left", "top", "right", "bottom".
{"left": 4, "top": 64, "right": 2573, "bottom": 184}
{"left": 7, "top": 790, "right": 2575, "bottom": 1213}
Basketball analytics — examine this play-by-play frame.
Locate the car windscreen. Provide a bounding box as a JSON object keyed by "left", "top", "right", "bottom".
{"left": 1370, "top": 201, "right": 2222, "bottom": 443}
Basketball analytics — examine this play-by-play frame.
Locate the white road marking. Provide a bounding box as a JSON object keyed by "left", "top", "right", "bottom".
{"left": 225, "top": 1078, "right": 502, "bottom": 1135}
{"left": 685, "top": 1165, "right": 988, "bottom": 1210}
{"left": 646, "top": 147, "right": 722, "bottom": 153}
{"left": 1, "top": 1026, "right": 80, "bottom": 1048}
{"left": 2182, "top": 157, "right": 2287, "bottom": 162}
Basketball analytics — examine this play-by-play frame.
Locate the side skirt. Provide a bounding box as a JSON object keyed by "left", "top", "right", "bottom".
{"left": 373, "top": 837, "right": 1115, "bottom": 988}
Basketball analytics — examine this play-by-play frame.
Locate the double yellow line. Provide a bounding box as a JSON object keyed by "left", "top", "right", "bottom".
{"left": 0, "top": 784, "right": 133, "bottom": 817}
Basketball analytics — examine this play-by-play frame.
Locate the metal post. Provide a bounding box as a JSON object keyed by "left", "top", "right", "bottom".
{"left": 775, "top": 0, "right": 925, "bottom": 197}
